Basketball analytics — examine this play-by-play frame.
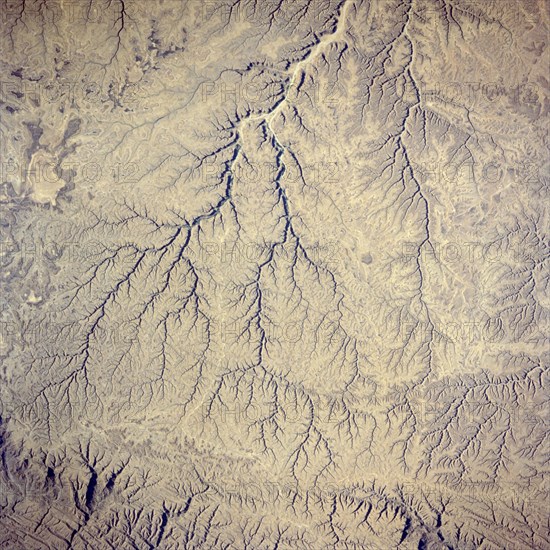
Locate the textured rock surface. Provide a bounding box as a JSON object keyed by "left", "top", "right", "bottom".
{"left": 0, "top": 0, "right": 548, "bottom": 548}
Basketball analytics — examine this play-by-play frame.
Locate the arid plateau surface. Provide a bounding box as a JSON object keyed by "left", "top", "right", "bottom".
{"left": 0, "top": 0, "right": 549, "bottom": 548}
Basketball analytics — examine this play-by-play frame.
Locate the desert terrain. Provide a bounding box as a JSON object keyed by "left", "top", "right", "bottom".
{"left": 0, "top": 0, "right": 548, "bottom": 548}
